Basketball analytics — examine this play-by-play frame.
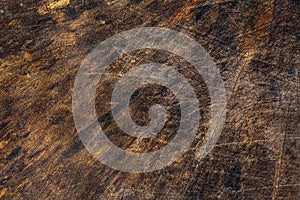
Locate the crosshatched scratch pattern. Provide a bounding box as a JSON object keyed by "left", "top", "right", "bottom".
{"left": 0, "top": 0, "right": 299, "bottom": 199}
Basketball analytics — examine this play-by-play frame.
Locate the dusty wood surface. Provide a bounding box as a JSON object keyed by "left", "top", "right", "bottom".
{"left": 0, "top": 0, "right": 299, "bottom": 199}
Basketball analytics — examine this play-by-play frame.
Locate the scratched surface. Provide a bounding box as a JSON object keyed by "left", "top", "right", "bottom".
{"left": 0, "top": 0, "right": 299, "bottom": 199}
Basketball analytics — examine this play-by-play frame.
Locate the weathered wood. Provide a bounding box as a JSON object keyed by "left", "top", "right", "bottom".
{"left": 0, "top": 0, "right": 299, "bottom": 199}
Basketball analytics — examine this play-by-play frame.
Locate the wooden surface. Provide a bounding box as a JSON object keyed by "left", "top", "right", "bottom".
{"left": 0, "top": 0, "right": 299, "bottom": 199}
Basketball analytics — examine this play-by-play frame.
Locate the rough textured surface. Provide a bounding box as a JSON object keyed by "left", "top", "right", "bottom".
{"left": 0, "top": 0, "right": 299, "bottom": 199}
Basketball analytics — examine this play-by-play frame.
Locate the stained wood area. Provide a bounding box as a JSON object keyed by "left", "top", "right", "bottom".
{"left": 0, "top": 0, "right": 299, "bottom": 199}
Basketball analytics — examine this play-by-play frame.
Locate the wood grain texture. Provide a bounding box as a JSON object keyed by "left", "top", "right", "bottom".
{"left": 0, "top": 0, "right": 299, "bottom": 199}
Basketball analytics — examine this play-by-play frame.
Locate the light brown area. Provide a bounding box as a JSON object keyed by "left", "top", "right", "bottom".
{"left": 0, "top": 0, "right": 299, "bottom": 199}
